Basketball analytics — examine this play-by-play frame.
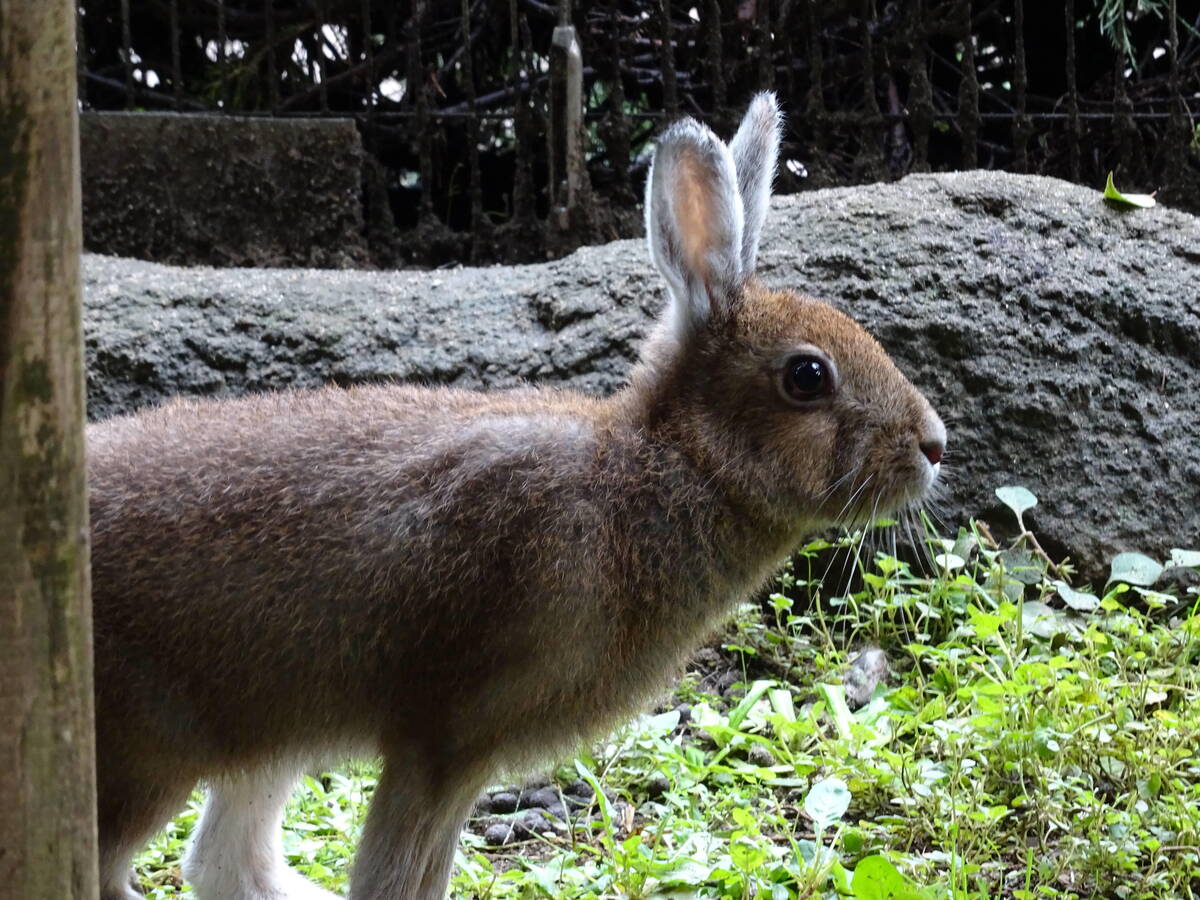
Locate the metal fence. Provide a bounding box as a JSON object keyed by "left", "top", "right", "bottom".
{"left": 77, "top": 0, "right": 1200, "bottom": 264}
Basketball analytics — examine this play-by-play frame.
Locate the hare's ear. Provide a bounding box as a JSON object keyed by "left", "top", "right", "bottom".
{"left": 728, "top": 92, "right": 782, "bottom": 273}
{"left": 645, "top": 117, "right": 745, "bottom": 340}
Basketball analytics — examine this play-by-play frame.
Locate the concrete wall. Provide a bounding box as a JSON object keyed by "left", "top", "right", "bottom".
{"left": 80, "top": 113, "right": 369, "bottom": 268}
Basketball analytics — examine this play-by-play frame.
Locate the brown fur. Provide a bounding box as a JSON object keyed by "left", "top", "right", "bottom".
{"left": 90, "top": 97, "right": 943, "bottom": 900}
{"left": 91, "top": 285, "right": 940, "bottom": 899}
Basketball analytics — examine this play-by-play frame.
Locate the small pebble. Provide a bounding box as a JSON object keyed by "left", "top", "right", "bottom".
{"left": 515, "top": 808, "right": 563, "bottom": 839}
{"left": 691, "top": 647, "right": 723, "bottom": 670}
{"left": 844, "top": 646, "right": 889, "bottom": 709}
{"left": 747, "top": 745, "right": 777, "bottom": 767}
{"left": 563, "top": 779, "right": 594, "bottom": 800}
{"left": 518, "top": 785, "right": 561, "bottom": 812}
{"left": 715, "top": 671, "right": 742, "bottom": 696}
{"left": 483, "top": 822, "right": 513, "bottom": 846}
{"left": 488, "top": 791, "right": 519, "bottom": 814}
{"left": 645, "top": 774, "right": 670, "bottom": 798}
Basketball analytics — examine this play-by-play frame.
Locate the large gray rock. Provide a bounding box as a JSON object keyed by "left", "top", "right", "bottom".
{"left": 83, "top": 171, "right": 1200, "bottom": 583}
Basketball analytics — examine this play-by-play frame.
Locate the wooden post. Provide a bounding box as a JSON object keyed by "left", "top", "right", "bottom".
{"left": 549, "top": 0, "right": 584, "bottom": 229}
{"left": 0, "top": 1, "right": 98, "bottom": 899}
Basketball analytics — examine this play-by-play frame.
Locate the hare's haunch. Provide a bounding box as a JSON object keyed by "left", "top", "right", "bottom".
{"left": 91, "top": 94, "right": 945, "bottom": 900}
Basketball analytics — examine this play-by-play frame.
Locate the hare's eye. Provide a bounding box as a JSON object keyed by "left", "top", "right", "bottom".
{"left": 782, "top": 355, "right": 831, "bottom": 403}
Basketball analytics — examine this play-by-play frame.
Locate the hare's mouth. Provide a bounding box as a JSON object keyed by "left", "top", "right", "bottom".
{"left": 823, "top": 467, "right": 937, "bottom": 531}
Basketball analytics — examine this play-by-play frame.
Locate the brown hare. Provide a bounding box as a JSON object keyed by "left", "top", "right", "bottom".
{"left": 90, "top": 93, "right": 945, "bottom": 900}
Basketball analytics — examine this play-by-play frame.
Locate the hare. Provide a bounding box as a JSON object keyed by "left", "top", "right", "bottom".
{"left": 90, "top": 93, "right": 945, "bottom": 900}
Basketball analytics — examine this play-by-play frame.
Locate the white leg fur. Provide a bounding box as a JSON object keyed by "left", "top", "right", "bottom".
{"left": 100, "top": 864, "right": 142, "bottom": 900}
{"left": 184, "top": 768, "right": 340, "bottom": 900}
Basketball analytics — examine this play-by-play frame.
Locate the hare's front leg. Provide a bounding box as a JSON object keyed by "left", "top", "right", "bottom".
{"left": 183, "top": 767, "right": 339, "bottom": 900}
{"left": 349, "top": 757, "right": 485, "bottom": 900}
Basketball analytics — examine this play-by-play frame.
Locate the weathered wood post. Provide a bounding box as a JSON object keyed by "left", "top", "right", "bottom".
{"left": 0, "top": 0, "right": 98, "bottom": 898}
{"left": 548, "top": 0, "right": 585, "bottom": 230}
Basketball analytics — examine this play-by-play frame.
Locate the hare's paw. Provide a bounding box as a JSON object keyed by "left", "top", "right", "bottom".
{"left": 187, "top": 854, "right": 341, "bottom": 900}
{"left": 185, "top": 767, "right": 341, "bottom": 900}
{"left": 100, "top": 878, "right": 142, "bottom": 900}
{"left": 264, "top": 867, "right": 342, "bottom": 900}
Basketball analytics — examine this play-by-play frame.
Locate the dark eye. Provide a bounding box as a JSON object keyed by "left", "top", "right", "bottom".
{"left": 782, "top": 355, "right": 831, "bottom": 402}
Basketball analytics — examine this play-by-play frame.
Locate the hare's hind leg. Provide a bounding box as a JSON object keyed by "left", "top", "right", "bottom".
{"left": 183, "top": 766, "right": 339, "bottom": 900}
{"left": 349, "top": 757, "right": 484, "bottom": 900}
{"left": 98, "top": 764, "right": 196, "bottom": 900}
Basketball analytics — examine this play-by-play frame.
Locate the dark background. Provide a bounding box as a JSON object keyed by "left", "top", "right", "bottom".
{"left": 76, "top": 0, "right": 1200, "bottom": 265}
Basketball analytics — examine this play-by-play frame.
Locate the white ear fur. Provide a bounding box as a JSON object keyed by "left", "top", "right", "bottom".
{"left": 645, "top": 117, "right": 745, "bottom": 341}
{"left": 728, "top": 92, "right": 782, "bottom": 273}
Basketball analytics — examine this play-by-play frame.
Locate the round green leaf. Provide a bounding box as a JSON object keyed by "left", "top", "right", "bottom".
{"left": 1053, "top": 580, "right": 1099, "bottom": 612}
{"left": 995, "top": 485, "right": 1037, "bottom": 520}
{"left": 934, "top": 553, "right": 965, "bottom": 572}
{"left": 1169, "top": 548, "right": 1200, "bottom": 569}
{"left": 1108, "top": 552, "right": 1164, "bottom": 587}
{"left": 1103, "top": 171, "right": 1157, "bottom": 209}
{"left": 851, "top": 855, "right": 931, "bottom": 900}
{"left": 804, "top": 777, "right": 850, "bottom": 832}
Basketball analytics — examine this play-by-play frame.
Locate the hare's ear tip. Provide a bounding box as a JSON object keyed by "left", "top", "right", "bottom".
{"left": 746, "top": 92, "right": 783, "bottom": 126}
{"left": 658, "top": 116, "right": 719, "bottom": 150}
{"left": 749, "top": 91, "right": 780, "bottom": 110}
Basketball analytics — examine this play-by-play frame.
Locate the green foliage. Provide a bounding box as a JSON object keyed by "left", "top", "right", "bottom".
{"left": 1092, "top": 0, "right": 1170, "bottom": 66}
{"left": 1103, "top": 171, "right": 1157, "bottom": 209}
{"left": 135, "top": 488, "right": 1200, "bottom": 899}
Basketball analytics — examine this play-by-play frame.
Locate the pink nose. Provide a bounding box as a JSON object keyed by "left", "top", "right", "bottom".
{"left": 920, "top": 440, "right": 944, "bottom": 466}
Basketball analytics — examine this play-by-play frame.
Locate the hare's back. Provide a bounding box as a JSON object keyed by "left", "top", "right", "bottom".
{"left": 88, "top": 383, "right": 612, "bottom": 746}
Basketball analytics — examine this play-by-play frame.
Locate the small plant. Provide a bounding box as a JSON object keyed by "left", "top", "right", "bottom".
{"left": 137, "top": 486, "right": 1200, "bottom": 899}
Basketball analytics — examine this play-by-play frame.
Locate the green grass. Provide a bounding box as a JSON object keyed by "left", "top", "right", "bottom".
{"left": 134, "top": 497, "right": 1200, "bottom": 900}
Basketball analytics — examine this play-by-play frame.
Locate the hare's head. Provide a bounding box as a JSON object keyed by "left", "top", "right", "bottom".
{"left": 636, "top": 93, "right": 945, "bottom": 531}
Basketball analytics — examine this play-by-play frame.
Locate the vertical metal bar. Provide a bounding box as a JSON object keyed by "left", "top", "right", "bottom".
{"left": 407, "top": 0, "right": 433, "bottom": 222}
{"left": 656, "top": 0, "right": 678, "bottom": 117}
{"left": 778, "top": 0, "right": 795, "bottom": 114}
{"left": 855, "top": 0, "right": 884, "bottom": 180}
{"left": 120, "top": 0, "right": 133, "bottom": 107}
{"left": 1064, "top": 0, "right": 1080, "bottom": 180}
{"left": 550, "top": 0, "right": 585, "bottom": 228}
{"left": 76, "top": 1, "right": 88, "bottom": 109}
{"left": 606, "top": 0, "right": 632, "bottom": 199}
{"left": 1166, "top": 0, "right": 1185, "bottom": 196}
{"left": 1112, "top": 0, "right": 1134, "bottom": 175}
{"left": 519, "top": 15, "right": 539, "bottom": 222}
{"left": 316, "top": 0, "right": 329, "bottom": 112}
{"left": 461, "top": 0, "right": 484, "bottom": 249}
{"left": 756, "top": 0, "right": 774, "bottom": 91}
{"left": 705, "top": 0, "right": 725, "bottom": 119}
{"left": 957, "top": 0, "right": 979, "bottom": 168}
{"left": 908, "top": 0, "right": 932, "bottom": 171}
{"left": 362, "top": 0, "right": 375, "bottom": 110}
{"left": 217, "top": 0, "right": 227, "bottom": 108}
{"left": 170, "top": 0, "right": 182, "bottom": 110}
{"left": 509, "top": 0, "right": 534, "bottom": 223}
{"left": 1012, "top": 0, "right": 1029, "bottom": 171}
{"left": 805, "top": 0, "right": 828, "bottom": 182}
{"left": 266, "top": 0, "right": 279, "bottom": 111}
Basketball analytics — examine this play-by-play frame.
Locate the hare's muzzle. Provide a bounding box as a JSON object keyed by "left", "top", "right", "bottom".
{"left": 918, "top": 409, "right": 947, "bottom": 472}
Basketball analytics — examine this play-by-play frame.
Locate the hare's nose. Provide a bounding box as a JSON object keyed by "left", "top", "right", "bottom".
{"left": 918, "top": 408, "right": 947, "bottom": 466}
